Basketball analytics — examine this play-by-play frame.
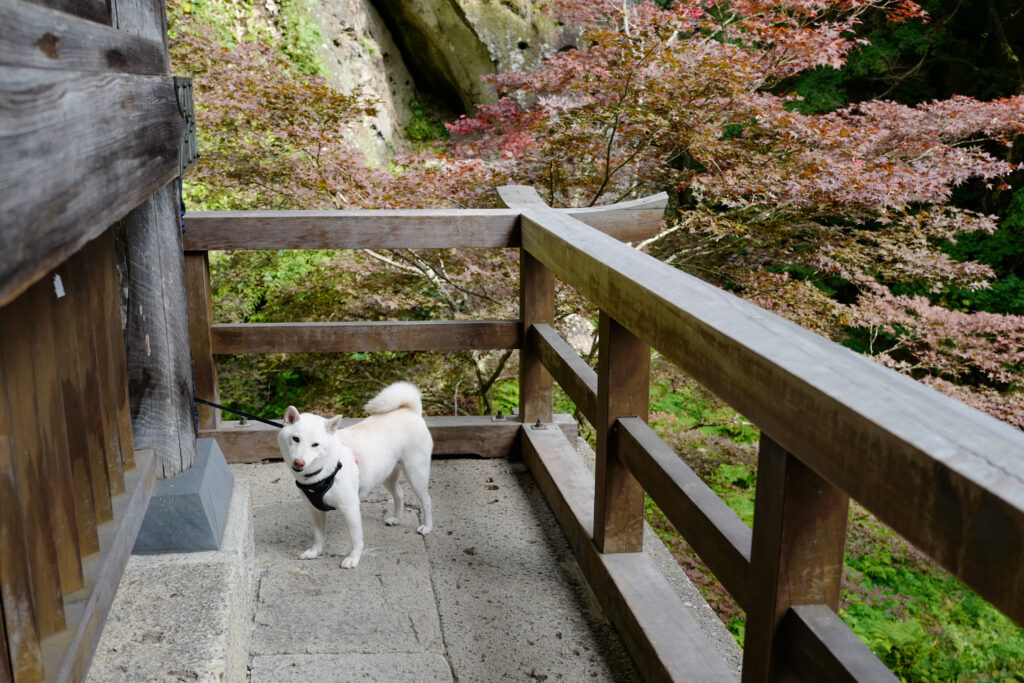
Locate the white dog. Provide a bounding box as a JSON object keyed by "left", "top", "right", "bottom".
{"left": 277, "top": 382, "right": 433, "bottom": 568}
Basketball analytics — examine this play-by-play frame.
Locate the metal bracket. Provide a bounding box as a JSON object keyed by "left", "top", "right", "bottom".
{"left": 174, "top": 76, "right": 199, "bottom": 175}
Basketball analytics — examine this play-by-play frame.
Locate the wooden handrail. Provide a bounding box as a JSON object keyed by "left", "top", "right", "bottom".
{"left": 181, "top": 185, "right": 1024, "bottom": 681}
{"left": 507, "top": 185, "right": 1024, "bottom": 626}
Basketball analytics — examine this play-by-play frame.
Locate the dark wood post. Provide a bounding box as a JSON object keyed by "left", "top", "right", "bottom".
{"left": 519, "top": 251, "right": 554, "bottom": 423}
{"left": 742, "top": 436, "right": 850, "bottom": 681}
{"left": 593, "top": 311, "right": 649, "bottom": 553}
{"left": 185, "top": 252, "right": 219, "bottom": 430}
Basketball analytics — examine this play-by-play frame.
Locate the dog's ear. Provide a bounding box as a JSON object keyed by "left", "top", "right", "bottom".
{"left": 284, "top": 406, "right": 301, "bottom": 425}
{"left": 325, "top": 415, "right": 345, "bottom": 433}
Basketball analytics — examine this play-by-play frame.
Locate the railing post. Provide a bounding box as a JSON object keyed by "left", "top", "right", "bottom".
{"left": 519, "top": 251, "right": 554, "bottom": 424}
{"left": 594, "top": 311, "right": 649, "bottom": 553}
{"left": 742, "top": 436, "right": 850, "bottom": 681}
{"left": 185, "top": 251, "right": 219, "bottom": 430}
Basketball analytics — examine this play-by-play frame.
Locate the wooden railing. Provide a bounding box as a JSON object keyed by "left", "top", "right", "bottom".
{"left": 182, "top": 187, "right": 1024, "bottom": 682}
{"left": 0, "top": 229, "right": 156, "bottom": 683}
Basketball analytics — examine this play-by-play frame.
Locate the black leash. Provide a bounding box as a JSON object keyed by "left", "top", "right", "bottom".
{"left": 194, "top": 397, "right": 283, "bottom": 428}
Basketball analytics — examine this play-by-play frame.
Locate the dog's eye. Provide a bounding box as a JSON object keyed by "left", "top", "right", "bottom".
{"left": 292, "top": 436, "right": 299, "bottom": 443}
{"left": 311, "top": 442, "right": 319, "bottom": 448}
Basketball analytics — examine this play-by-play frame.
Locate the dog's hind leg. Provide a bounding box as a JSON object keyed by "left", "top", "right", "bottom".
{"left": 383, "top": 469, "right": 404, "bottom": 527}
{"left": 339, "top": 500, "right": 364, "bottom": 569}
{"left": 403, "top": 460, "right": 433, "bottom": 535}
{"left": 300, "top": 504, "right": 327, "bottom": 559}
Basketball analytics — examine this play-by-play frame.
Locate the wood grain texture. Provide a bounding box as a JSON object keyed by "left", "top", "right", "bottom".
{"left": 26, "top": 278, "right": 83, "bottom": 596}
{"left": 0, "top": 294, "right": 66, "bottom": 638}
{"left": 112, "top": 0, "right": 167, "bottom": 56}
{"left": 185, "top": 252, "right": 219, "bottom": 430}
{"left": 0, "top": 377, "right": 45, "bottom": 682}
{"left": 0, "top": 68, "right": 183, "bottom": 307}
{"left": 121, "top": 183, "right": 197, "bottom": 479}
{"left": 209, "top": 320, "right": 522, "bottom": 354}
{"left": 95, "top": 232, "right": 136, "bottom": 471}
{"left": 20, "top": 0, "right": 109, "bottom": 24}
{"left": 742, "top": 437, "right": 850, "bottom": 682}
{"left": 784, "top": 605, "right": 897, "bottom": 683}
{"left": 518, "top": 254, "right": 554, "bottom": 423}
{"left": 511, "top": 186, "right": 1024, "bottom": 625}
{"left": 528, "top": 323, "right": 597, "bottom": 424}
{"left": 617, "top": 417, "right": 751, "bottom": 609}
{"left": 202, "top": 415, "right": 577, "bottom": 463}
{"left": 0, "top": 0, "right": 167, "bottom": 74}
{"left": 180, "top": 194, "right": 666, "bottom": 250}
{"left": 46, "top": 448, "right": 157, "bottom": 683}
{"left": 82, "top": 238, "right": 125, "bottom": 496}
{"left": 65, "top": 250, "right": 115, "bottom": 524}
{"left": 521, "top": 426, "right": 737, "bottom": 682}
{"left": 50, "top": 260, "right": 102, "bottom": 556}
{"left": 593, "top": 312, "right": 649, "bottom": 554}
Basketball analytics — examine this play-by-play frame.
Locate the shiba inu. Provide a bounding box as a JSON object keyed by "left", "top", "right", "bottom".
{"left": 277, "top": 382, "right": 433, "bottom": 568}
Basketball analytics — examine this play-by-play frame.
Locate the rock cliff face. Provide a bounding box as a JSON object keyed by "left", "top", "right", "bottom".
{"left": 308, "top": 0, "right": 418, "bottom": 165}
{"left": 311, "top": 0, "right": 576, "bottom": 160}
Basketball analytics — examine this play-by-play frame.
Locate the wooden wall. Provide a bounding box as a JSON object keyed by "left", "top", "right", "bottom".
{"left": 1, "top": 0, "right": 196, "bottom": 478}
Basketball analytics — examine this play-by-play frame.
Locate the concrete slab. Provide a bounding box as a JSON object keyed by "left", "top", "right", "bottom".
{"left": 423, "top": 459, "right": 641, "bottom": 682}
{"left": 88, "top": 479, "right": 253, "bottom": 682}
{"left": 249, "top": 654, "right": 454, "bottom": 682}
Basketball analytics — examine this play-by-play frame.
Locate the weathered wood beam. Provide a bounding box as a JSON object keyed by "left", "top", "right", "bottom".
{"left": 180, "top": 193, "right": 667, "bottom": 250}
{"left": 783, "top": 605, "right": 897, "bottom": 683}
{"left": 209, "top": 320, "right": 522, "bottom": 355}
{"left": 521, "top": 425, "right": 737, "bottom": 682}
{"left": 528, "top": 323, "right": 597, "bottom": 424}
{"left": 203, "top": 415, "right": 577, "bottom": 463}
{"left": 19, "top": 0, "right": 110, "bottom": 25}
{"left": 0, "top": 68, "right": 183, "bottom": 307}
{"left": 617, "top": 417, "right": 752, "bottom": 609}
{"left": 510, "top": 184, "right": 1024, "bottom": 626}
{"left": 0, "top": 0, "right": 167, "bottom": 74}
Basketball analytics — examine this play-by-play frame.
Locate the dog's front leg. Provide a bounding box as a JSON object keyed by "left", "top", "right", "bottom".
{"left": 339, "top": 500, "right": 364, "bottom": 569}
{"left": 300, "top": 504, "right": 327, "bottom": 560}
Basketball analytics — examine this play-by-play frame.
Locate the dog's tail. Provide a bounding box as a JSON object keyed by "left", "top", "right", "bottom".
{"left": 365, "top": 382, "right": 423, "bottom": 416}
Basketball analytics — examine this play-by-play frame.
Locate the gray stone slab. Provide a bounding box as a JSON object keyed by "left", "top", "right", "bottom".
{"left": 133, "top": 438, "right": 235, "bottom": 553}
{"left": 89, "top": 480, "right": 253, "bottom": 682}
{"left": 250, "top": 654, "right": 453, "bottom": 682}
{"left": 244, "top": 463, "right": 442, "bottom": 657}
{"left": 424, "top": 459, "right": 641, "bottom": 682}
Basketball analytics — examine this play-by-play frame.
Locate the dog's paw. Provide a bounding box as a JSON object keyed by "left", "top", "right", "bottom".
{"left": 417, "top": 524, "right": 432, "bottom": 535}
{"left": 384, "top": 516, "right": 402, "bottom": 526}
{"left": 299, "top": 549, "right": 320, "bottom": 560}
{"left": 340, "top": 555, "right": 360, "bottom": 569}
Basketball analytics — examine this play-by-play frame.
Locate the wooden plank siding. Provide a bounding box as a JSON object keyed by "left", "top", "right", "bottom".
{"left": 0, "top": 68, "right": 183, "bottom": 308}
{"left": 209, "top": 320, "right": 522, "bottom": 355}
{"left": 0, "top": 0, "right": 167, "bottom": 74}
{"left": 508, "top": 186, "right": 1024, "bottom": 627}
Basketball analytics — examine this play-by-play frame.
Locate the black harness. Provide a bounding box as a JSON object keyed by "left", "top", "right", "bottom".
{"left": 295, "top": 462, "right": 343, "bottom": 511}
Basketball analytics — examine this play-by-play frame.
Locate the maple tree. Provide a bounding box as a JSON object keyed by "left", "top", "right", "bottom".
{"left": 444, "top": 0, "right": 1024, "bottom": 424}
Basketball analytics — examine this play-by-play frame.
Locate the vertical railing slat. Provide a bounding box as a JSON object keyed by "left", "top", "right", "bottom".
{"left": 27, "top": 280, "right": 84, "bottom": 595}
{"left": 0, "top": 294, "right": 67, "bottom": 637}
{"left": 82, "top": 237, "right": 126, "bottom": 495}
{"left": 185, "top": 251, "right": 219, "bottom": 430}
{"left": 51, "top": 262, "right": 103, "bottom": 557}
{"left": 743, "top": 436, "right": 851, "bottom": 681}
{"left": 593, "top": 312, "right": 649, "bottom": 554}
{"left": 65, "top": 251, "right": 115, "bottom": 525}
{"left": 0, "top": 375, "right": 45, "bottom": 682}
{"left": 97, "top": 232, "right": 136, "bottom": 470}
